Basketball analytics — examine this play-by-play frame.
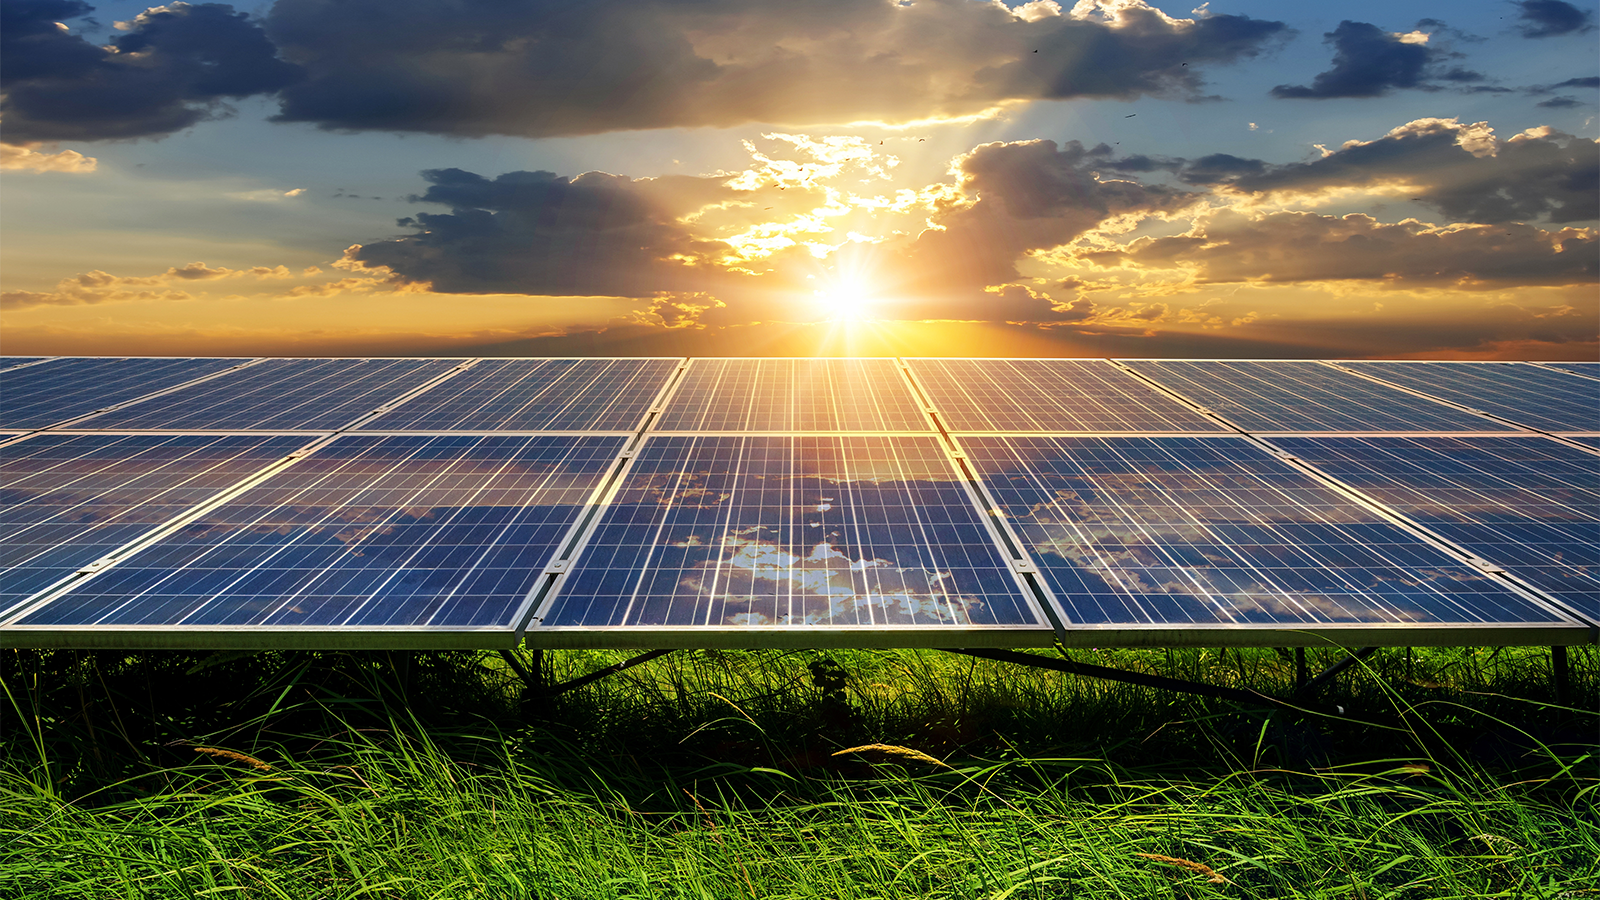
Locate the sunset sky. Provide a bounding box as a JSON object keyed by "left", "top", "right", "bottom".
{"left": 2, "top": 0, "right": 1596, "bottom": 360}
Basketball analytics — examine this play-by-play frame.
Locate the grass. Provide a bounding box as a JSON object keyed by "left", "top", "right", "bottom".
{"left": 2, "top": 644, "right": 1595, "bottom": 899}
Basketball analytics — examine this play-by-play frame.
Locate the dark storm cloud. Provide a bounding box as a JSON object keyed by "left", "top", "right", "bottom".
{"left": 1271, "top": 21, "right": 1457, "bottom": 99}
{"left": 1111, "top": 210, "right": 1598, "bottom": 286}
{"left": 0, "top": 1, "right": 301, "bottom": 142}
{"left": 2, "top": 0, "right": 1287, "bottom": 141}
{"left": 263, "top": 0, "right": 1287, "bottom": 137}
{"left": 351, "top": 168, "right": 734, "bottom": 296}
{"left": 1193, "top": 119, "right": 1599, "bottom": 224}
{"left": 1513, "top": 0, "right": 1595, "bottom": 37}
{"left": 0, "top": 1, "right": 104, "bottom": 82}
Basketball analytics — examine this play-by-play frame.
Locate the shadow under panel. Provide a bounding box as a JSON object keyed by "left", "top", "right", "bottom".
{"left": 0, "top": 432, "right": 307, "bottom": 614}
{"left": 7, "top": 433, "right": 625, "bottom": 646}
{"left": 1341, "top": 361, "right": 1600, "bottom": 433}
{"left": 1274, "top": 435, "right": 1600, "bottom": 622}
{"left": 79, "top": 358, "right": 459, "bottom": 431}
{"left": 656, "top": 359, "right": 928, "bottom": 432}
{"left": 358, "top": 358, "right": 678, "bottom": 432}
{"left": 959, "top": 435, "right": 1582, "bottom": 644}
{"left": 1121, "top": 360, "right": 1508, "bottom": 432}
{"left": 534, "top": 435, "right": 1048, "bottom": 645}
{"left": 0, "top": 357, "right": 244, "bottom": 429}
{"left": 908, "top": 358, "right": 1224, "bottom": 433}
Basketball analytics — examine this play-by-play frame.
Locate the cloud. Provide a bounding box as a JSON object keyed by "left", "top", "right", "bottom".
{"left": 1270, "top": 20, "right": 1468, "bottom": 99}
{"left": 264, "top": 0, "right": 1285, "bottom": 137}
{"left": 1104, "top": 208, "right": 1597, "bottom": 287}
{"left": 1513, "top": 0, "right": 1594, "bottom": 37}
{"left": 350, "top": 168, "right": 736, "bottom": 296}
{"left": 894, "top": 138, "right": 1198, "bottom": 296}
{"left": 1203, "top": 118, "right": 1599, "bottom": 224}
{"left": 347, "top": 136, "right": 1201, "bottom": 332}
{"left": 0, "top": 141, "right": 96, "bottom": 172}
{"left": 1, "top": 262, "right": 298, "bottom": 309}
{"left": 0, "top": 1, "right": 302, "bottom": 142}
{"left": 3, "top": 0, "right": 1288, "bottom": 140}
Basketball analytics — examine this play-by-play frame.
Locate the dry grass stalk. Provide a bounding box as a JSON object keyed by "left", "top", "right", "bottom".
{"left": 194, "top": 747, "right": 272, "bottom": 772}
{"left": 1134, "top": 852, "right": 1229, "bottom": 884}
{"left": 831, "top": 744, "right": 950, "bottom": 769}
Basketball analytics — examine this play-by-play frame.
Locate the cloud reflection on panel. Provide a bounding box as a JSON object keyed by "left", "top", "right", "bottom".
{"left": 544, "top": 436, "right": 1037, "bottom": 629}
{"left": 960, "top": 436, "right": 1567, "bottom": 628}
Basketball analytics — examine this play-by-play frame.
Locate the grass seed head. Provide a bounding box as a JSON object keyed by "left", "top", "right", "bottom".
{"left": 193, "top": 747, "right": 272, "bottom": 772}
{"left": 832, "top": 743, "right": 950, "bottom": 768}
{"left": 1134, "top": 852, "right": 1228, "bottom": 884}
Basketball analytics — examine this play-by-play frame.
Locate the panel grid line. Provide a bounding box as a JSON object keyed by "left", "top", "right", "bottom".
{"left": 1094, "top": 361, "right": 1586, "bottom": 626}
{"left": 9, "top": 434, "right": 626, "bottom": 634}
{"left": 3, "top": 357, "right": 261, "bottom": 432}
{"left": 1336, "top": 360, "right": 1599, "bottom": 433}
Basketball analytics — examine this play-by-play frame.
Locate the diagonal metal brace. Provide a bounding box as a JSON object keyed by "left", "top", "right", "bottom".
{"left": 942, "top": 647, "right": 1281, "bottom": 707}
{"left": 547, "top": 649, "right": 676, "bottom": 697}
{"left": 1293, "top": 647, "right": 1377, "bottom": 699}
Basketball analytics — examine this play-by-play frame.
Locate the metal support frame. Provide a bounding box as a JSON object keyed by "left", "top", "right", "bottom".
{"left": 942, "top": 648, "right": 1279, "bottom": 706}
{"left": 1293, "top": 647, "right": 1377, "bottom": 699}
{"left": 501, "top": 648, "right": 675, "bottom": 697}
{"left": 943, "top": 646, "right": 1402, "bottom": 708}
{"left": 1552, "top": 645, "right": 1569, "bottom": 706}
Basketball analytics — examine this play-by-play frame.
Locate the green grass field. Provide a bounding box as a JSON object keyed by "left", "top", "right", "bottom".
{"left": 3, "top": 644, "right": 1596, "bottom": 899}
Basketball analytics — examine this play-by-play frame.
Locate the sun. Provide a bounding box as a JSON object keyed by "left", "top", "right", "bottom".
{"left": 813, "top": 278, "right": 876, "bottom": 322}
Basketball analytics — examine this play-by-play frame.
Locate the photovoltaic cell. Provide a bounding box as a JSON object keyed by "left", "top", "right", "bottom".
{"left": 1567, "top": 436, "right": 1600, "bottom": 450}
{"left": 15, "top": 434, "right": 624, "bottom": 630}
{"left": 1, "top": 433, "right": 305, "bottom": 611}
{"left": 0, "top": 357, "right": 244, "bottom": 429}
{"left": 541, "top": 436, "right": 1040, "bottom": 629}
{"left": 907, "top": 359, "right": 1223, "bottom": 433}
{"left": 656, "top": 359, "right": 928, "bottom": 432}
{"left": 81, "top": 358, "right": 458, "bottom": 431}
{"left": 1121, "top": 360, "right": 1508, "bottom": 433}
{"left": 1541, "top": 362, "right": 1599, "bottom": 379}
{"left": 1273, "top": 436, "right": 1600, "bottom": 621}
{"left": 960, "top": 436, "right": 1566, "bottom": 629}
{"left": 360, "top": 358, "right": 678, "bottom": 432}
{"left": 1341, "top": 361, "right": 1600, "bottom": 432}
{"left": 0, "top": 358, "right": 51, "bottom": 372}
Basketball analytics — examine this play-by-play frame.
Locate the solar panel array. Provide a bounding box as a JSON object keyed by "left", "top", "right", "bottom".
{"left": 2, "top": 356, "right": 1594, "bottom": 650}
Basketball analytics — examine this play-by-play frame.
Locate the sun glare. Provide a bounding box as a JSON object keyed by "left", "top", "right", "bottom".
{"left": 814, "top": 278, "right": 878, "bottom": 322}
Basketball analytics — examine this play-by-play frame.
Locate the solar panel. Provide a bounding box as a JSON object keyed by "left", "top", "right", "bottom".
{"left": 1340, "top": 361, "right": 1600, "bottom": 432}
{"left": 0, "top": 358, "right": 51, "bottom": 372}
{"left": 656, "top": 359, "right": 928, "bottom": 432}
{"left": 1541, "top": 362, "right": 1599, "bottom": 379}
{"left": 359, "top": 358, "right": 678, "bottom": 432}
{"left": 10, "top": 434, "right": 624, "bottom": 635}
{"left": 0, "top": 357, "right": 244, "bottom": 429}
{"left": 1121, "top": 360, "right": 1510, "bottom": 433}
{"left": 959, "top": 435, "right": 1573, "bottom": 634}
{"left": 79, "top": 358, "right": 459, "bottom": 431}
{"left": 1, "top": 433, "right": 305, "bottom": 613}
{"left": 1272, "top": 435, "right": 1600, "bottom": 621}
{"left": 1568, "top": 436, "right": 1600, "bottom": 450}
{"left": 536, "top": 435, "right": 1044, "bottom": 633}
{"left": 906, "top": 359, "right": 1224, "bottom": 433}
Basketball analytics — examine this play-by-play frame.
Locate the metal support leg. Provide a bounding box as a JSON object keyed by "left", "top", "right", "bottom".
{"left": 1552, "top": 646, "right": 1569, "bottom": 706}
{"left": 499, "top": 649, "right": 540, "bottom": 693}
